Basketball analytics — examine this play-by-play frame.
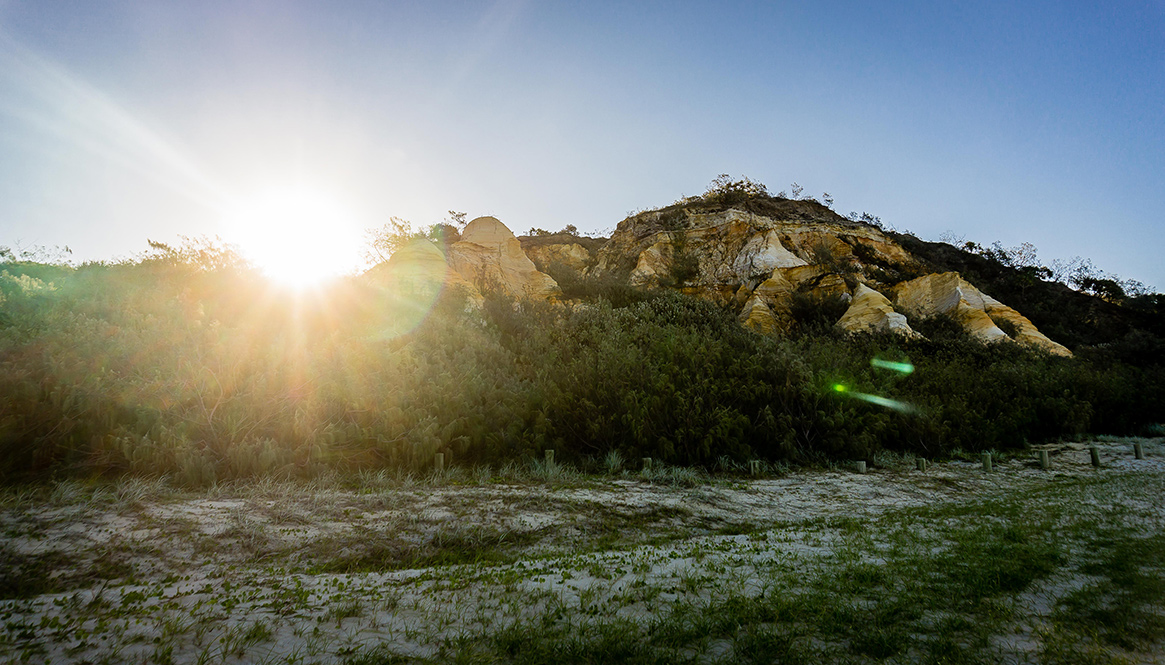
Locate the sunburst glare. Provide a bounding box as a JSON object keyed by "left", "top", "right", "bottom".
{"left": 221, "top": 186, "right": 362, "bottom": 288}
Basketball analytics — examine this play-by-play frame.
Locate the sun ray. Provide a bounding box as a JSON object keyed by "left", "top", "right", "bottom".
{"left": 221, "top": 186, "right": 363, "bottom": 288}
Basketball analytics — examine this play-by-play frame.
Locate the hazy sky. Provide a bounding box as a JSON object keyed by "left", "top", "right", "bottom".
{"left": 1, "top": 1, "right": 1162, "bottom": 289}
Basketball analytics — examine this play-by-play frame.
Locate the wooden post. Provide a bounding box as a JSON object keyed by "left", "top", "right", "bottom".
{"left": 642, "top": 457, "right": 652, "bottom": 471}
{"left": 545, "top": 449, "right": 555, "bottom": 465}
{"left": 853, "top": 461, "right": 866, "bottom": 474}
{"left": 1134, "top": 442, "right": 1144, "bottom": 460}
{"left": 1039, "top": 450, "right": 1050, "bottom": 470}
{"left": 1090, "top": 445, "right": 1101, "bottom": 468}
{"left": 749, "top": 460, "right": 760, "bottom": 476}
{"left": 916, "top": 458, "right": 927, "bottom": 472}
{"left": 435, "top": 452, "right": 445, "bottom": 474}
{"left": 982, "top": 452, "right": 993, "bottom": 472}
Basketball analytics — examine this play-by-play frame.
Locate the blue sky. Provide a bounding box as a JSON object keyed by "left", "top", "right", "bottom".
{"left": 1, "top": 1, "right": 1162, "bottom": 289}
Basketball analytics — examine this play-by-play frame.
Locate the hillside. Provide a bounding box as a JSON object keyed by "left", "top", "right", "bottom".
{"left": 1, "top": 186, "right": 1163, "bottom": 484}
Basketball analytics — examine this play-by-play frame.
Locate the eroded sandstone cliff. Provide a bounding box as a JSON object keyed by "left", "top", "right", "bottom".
{"left": 363, "top": 205, "right": 1072, "bottom": 355}
{"left": 585, "top": 201, "right": 1071, "bottom": 355}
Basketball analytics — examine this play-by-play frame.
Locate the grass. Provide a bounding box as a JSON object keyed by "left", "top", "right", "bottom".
{"left": 1, "top": 452, "right": 1163, "bottom": 664}
{"left": 355, "top": 471, "right": 1163, "bottom": 665}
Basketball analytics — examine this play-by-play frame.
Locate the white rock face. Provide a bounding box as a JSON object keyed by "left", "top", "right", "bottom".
{"left": 837, "top": 284, "right": 920, "bottom": 338}
{"left": 732, "top": 231, "right": 808, "bottom": 280}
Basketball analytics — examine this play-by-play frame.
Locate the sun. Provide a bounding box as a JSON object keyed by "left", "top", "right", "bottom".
{"left": 221, "top": 186, "right": 363, "bottom": 288}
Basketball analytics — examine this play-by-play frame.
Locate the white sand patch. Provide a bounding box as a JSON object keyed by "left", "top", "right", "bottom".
{"left": 1, "top": 439, "right": 1162, "bottom": 663}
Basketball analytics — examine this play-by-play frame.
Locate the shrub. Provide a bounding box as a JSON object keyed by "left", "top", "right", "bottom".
{"left": 0, "top": 250, "right": 1161, "bottom": 482}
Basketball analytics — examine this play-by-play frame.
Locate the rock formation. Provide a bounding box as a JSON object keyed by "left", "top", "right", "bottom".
{"left": 588, "top": 200, "right": 1071, "bottom": 354}
{"left": 447, "top": 217, "right": 561, "bottom": 301}
{"left": 892, "top": 272, "right": 1071, "bottom": 355}
{"left": 838, "top": 284, "right": 920, "bottom": 338}
{"left": 739, "top": 295, "right": 780, "bottom": 334}
{"left": 365, "top": 204, "right": 1072, "bottom": 356}
{"left": 365, "top": 217, "right": 561, "bottom": 306}
{"left": 521, "top": 240, "right": 591, "bottom": 273}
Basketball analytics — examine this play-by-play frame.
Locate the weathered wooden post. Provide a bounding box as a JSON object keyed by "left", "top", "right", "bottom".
{"left": 749, "top": 460, "right": 761, "bottom": 477}
{"left": 1090, "top": 445, "right": 1101, "bottom": 468}
{"left": 982, "top": 452, "right": 993, "bottom": 472}
{"left": 642, "top": 457, "right": 652, "bottom": 471}
{"left": 1134, "top": 442, "right": 1144, "bottom": 460}
{"left": 853, "top": 461, "right": 866, "bottom": 474}
{"left": 435, "top": 452, "right": 445, "bottom": 474}
{"left": 1038, "top": 450, "right": 1050, "bottom": 469}
{"left": 916, "top": 458, "right": 927, "bottom": 472}
{"left": 545, "top": 449, "right": 555, "bottom": 465}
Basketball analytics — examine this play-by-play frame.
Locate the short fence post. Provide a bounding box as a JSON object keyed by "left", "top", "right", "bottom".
{"left": 1090, "top": 445, "right": 1101, "bottom": 468}
{"left": 642, "top": 457, "right": 652, "bottom": 471}
{"left": 982, "top": 452, "right": 993, "bottom": 472}
{"left": 435, "top": 452, "right": 445, "bottom": 474}
{"left": 1134, "top": 442, "right": 1144, "bottom": 460}
{"left": 853, "top": 461, "right": 866, "bottom": 474}
{"left": 1039, "top": 450, "right": 1050, "bottom": 470}
{"left": 916, "top": 458, "right": 927, "bottom": 472}
{"left": 545, "top": 449, "right": 555, "bottom": 465}
{"left": 749, "top": 460, "right": 761, "bottom": 476}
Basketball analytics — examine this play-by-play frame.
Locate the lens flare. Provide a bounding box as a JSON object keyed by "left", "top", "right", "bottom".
{"left": 849, "top": 391, "right": 916, "bottom": 413}
{"left": 831, "top": 383, "right": 917, "bottom": 414}
{"left": 871, "top": 358, "right": 915, "bottom": 374}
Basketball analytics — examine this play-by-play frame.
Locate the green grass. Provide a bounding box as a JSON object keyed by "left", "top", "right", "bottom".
{"left": 2, "top": 466, "right": 1163, "bottom": 664}
{"left": 335, "top": 473, "right": 1164, "bottom": 665}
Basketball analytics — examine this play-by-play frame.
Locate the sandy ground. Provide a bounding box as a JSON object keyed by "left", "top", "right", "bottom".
{"left": 1, "top": 438, "right": 1162, "bottom": 664}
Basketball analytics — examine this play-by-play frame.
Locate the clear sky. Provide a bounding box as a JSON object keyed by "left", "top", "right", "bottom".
{"left": 1, "top": 1, "right": 1162, "bottom": 289}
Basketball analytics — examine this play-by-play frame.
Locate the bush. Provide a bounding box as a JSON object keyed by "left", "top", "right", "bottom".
{"left": 0, "top": 250, "right": 1161, "bottom": 483}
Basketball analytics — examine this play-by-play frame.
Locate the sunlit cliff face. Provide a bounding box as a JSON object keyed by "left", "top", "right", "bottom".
{"left": 222, "top": 186, "right": 363, "bottom": 289}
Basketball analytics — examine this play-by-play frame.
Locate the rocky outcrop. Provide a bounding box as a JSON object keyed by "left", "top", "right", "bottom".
{"left": 892, "top": 272, "right": 1071, "bottom": 356}
{"left": 739, "top": 295, "right": 780, "bottom": 334}
{"left": 732, "top": 230, "right": 809, "bottom": 277}
{"left": 593, "top": 207, "right": 913, "bottom": 297}
{"left": 447, "top": 217, "right": 561, "bottom": 300}
{"left": 838, "top": 284, "right": 920, "bottom": 338}
{"left": 370, "top": 207, "right": 1072, "bottom": 355}
{"left": 587, "top": 202, "right": 1071, "bottom": 353}
{"left": 366, "top": 217, "right": 561, "bottom": 306}
{"left": 982, "top": 295, "right": 1071, "bottom": 355}
{"left": 630, "top": 240, "right": 675, "bottom": 287}
{"left": 521, "top": 241, "right": 591, "bottom": 273}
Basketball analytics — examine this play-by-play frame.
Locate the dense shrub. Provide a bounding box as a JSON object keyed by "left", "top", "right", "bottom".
{"left": 0, "top": 252, "right": 1162, "bottom": 483}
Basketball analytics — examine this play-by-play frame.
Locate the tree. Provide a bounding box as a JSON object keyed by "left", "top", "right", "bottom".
{"left": 364, "top": 217, "right": 419, "bottom": 264}
{"left": 446, "top": 211, "right": 468, "bottom": 230}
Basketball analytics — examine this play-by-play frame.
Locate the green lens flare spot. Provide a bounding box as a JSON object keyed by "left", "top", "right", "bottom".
{"left": 871, "top": 358, "right": 915, "bottom": 374}
{"left": 832, "top": 384, "right": 847, "bottom": 393}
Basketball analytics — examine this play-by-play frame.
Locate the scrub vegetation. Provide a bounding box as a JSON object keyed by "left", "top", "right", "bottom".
{"left": 0, "top": 237, "right": 1163, "bottom": 484}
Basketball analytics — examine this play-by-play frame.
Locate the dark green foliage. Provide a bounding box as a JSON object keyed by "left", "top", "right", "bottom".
{"left": 663, "top": 237, "right": 700, "bottom": 287}
{"left": 546, "top": 261, "right": 659, "bottom": 309}
{"left": 786, "top": 291, "right": 851, "bottom": 336}
{"left": 1, "top": 245, "right": 1163, "bottom": 483}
